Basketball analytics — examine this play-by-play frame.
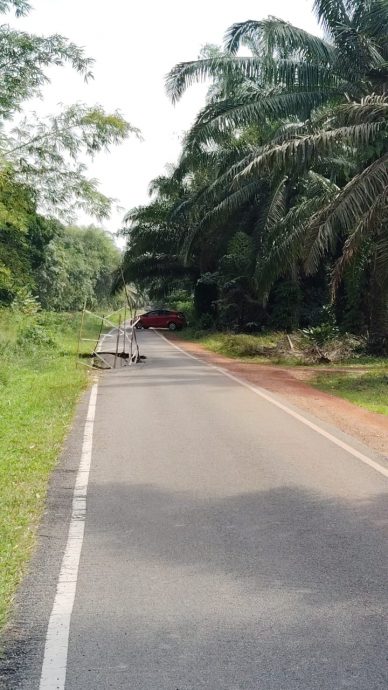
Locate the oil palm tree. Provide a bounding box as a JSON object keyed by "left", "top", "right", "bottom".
{"left": 167, "top": 0, "right": 388, "bottom": 146}
{"left": 166, "top": 1, "right": 388, "bottom": 347}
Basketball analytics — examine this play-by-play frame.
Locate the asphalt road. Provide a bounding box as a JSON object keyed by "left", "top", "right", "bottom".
{"left": 3, "top": 329, "right": 388, "bottom": 689}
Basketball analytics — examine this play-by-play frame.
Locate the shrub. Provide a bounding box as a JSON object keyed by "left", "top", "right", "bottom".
{"left": 17, "top": 323, "right": 57, "bottom": 350}
{"left": 301, "top": 323, "right": 340, "bottom": 346}
{"left": 11, "top": 290, "right": 41, "bottom": 316}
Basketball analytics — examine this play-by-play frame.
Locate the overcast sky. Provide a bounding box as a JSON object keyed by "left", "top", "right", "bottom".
{"left": 12, "top": 0, "right": 319, "bottom": 235}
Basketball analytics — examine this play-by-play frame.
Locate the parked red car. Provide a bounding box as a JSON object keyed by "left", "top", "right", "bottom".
{"left": 136, "top": 309, "right": 187, "bottom": 331}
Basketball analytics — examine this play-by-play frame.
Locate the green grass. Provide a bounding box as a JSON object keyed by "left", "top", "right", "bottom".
{"left": 178, "top": 329, "right": 297, "bottom": 364}
{"left": 179, "top": 328, "right": 388, "bottom": 368}
{"left": 312, "top": 370, "right": 388, "bottom": 416}
{"left": 0, "top": 309, "right": 99, "bottom": 630}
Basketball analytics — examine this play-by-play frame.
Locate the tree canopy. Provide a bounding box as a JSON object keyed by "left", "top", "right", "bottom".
{"left": 0, "top": 0, "right": 137, "bottom": 306}
{"left": 121, "top": 0, "right": 388, "bottom": 351}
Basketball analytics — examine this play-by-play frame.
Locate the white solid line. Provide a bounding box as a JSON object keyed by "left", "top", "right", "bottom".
{"left": 154, "top": 330, "right": 388, "bottom": 480}
{"left": 39, "top": 384, "right": 98, "bottom": 690}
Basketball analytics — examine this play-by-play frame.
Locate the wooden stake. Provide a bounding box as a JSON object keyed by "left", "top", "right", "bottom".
{"left": 94, "top": 314, "right": 104, "bottom": 357}
{"left": 114, "top": 317, "right": 121, "bottom": 369}
{"left": 122, "top": 304, "right": 127, "bottom": 358}
{"left": 76, "top": 302, "right": 87, "bottom": 367}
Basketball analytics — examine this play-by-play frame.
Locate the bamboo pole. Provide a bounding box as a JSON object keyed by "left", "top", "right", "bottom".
{"left": 94, "top": 314, "right": 104, "bottom": 356}
{"left": 76, "top": 301, "right": 87, "bottom": 368}
{"left": 114, "top": 317, "right": 121, "bottom": 369}
{"left": 122, "top": 304, "right": 127, "bottom": 359}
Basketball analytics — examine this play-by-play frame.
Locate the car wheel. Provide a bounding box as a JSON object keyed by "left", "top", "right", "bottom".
{"left": 168, "top": 322, "right": 177, "bottom": 331}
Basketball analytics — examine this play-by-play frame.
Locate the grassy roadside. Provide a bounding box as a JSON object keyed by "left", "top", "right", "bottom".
{"left": 311, "top": 371, "right": 388, "bottom": 416}
{"left": 177, "top": 329, "right": 388, "bottom": 416}
{"left": 0, "top": 309, "right": 100, "bottom": 631}
{"left": 178, "top": 329, "right": 296, "bottom": 364}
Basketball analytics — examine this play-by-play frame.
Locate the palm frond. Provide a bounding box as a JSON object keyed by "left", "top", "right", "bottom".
{"left": 331, "top": 187, "right": 388, "bottom": 293}
{"left": 199, "top": 180, "right": 259, "bottom": 230}
{"left": 225, "top": 17, "right": 335, "bottom": 63}
{"left": 238, "top": 123, "right": 381, "bottom": 178}
{"left": 313, "top": 0, "right": 351, "bottom": 35}
{"left": 305, "top": 152, "right": 388, "bottom": 273}
{"left": 256, "top": 221, "right": 306, "bottom": 293}
{"left": 359, "top": 0, "right": 388, "bottom": 46}
{"left": 186, "top": 90, "right": 337, "bottom": 147}
{"left": 256, "top": 172, "right": 338, "bottom": 293}
{"left": 264, "top": 176, "right": 288, "bottom": 231}
{"left": 166, "top": 56, "right": 261, "bottom": 103}
{"left": 336, "top": 93, "right": 388, "bottom": 123}
{"left": 314, "top": 0, "right": 386, "bottom": 78}
{"left": 270, "top": 119, "right": 310, "bottom": 144}
{"left": 120, "top": 253, "right": 194, "bottom": 284}
{"left": 173, "top": 147, "right": 262, "bottom": 220}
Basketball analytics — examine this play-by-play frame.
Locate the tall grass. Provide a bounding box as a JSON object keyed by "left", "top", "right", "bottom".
{"left": 0, "top": 308, "right": 99, "bottom": 630}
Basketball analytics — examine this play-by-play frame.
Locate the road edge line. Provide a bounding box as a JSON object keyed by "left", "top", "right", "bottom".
{"left": 39, "top": 383, "right": 98, "bottom": 690}
{"left": 155, "top": 331, "right": 388, "bottom": 480}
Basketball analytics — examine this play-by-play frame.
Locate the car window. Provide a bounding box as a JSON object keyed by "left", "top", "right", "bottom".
{"left": 146, "top": 311, "right": 158, "bottom": 316}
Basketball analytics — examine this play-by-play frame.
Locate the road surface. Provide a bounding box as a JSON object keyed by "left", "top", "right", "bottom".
{"left": 2, "top": 330, "right": 388, "bottom": 689}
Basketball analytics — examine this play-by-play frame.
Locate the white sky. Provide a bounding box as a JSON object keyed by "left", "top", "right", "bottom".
{"left": 11, "top": 0, "right": 319, "bottom": 235}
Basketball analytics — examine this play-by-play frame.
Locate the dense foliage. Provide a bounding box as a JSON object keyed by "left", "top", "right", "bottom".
{"left": 121, "top": 0, "right": 388, "bottom": 352}
{"left": 38, "top": 226, "right": 121, "bottom": 311}
{"left": 0, "top": 1, "right": 135, "bottom": 310}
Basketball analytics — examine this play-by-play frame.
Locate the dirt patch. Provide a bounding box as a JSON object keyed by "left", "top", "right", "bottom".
{"left": 168, "top": 335, "right": 388, "bottom": 458}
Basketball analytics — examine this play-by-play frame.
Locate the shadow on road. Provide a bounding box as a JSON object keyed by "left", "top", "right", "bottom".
{"left": 62, "top": 484, "right": 388, "bottom": 689}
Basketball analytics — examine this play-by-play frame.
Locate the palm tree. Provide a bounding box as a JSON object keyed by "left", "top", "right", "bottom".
{"left": 117, "top": 178, "right": 196, "bottom": 300}
{"left": 167, "top": 0, "right": 388, "bottom": 146}
{"left": 166, "top": 1, "right": 388, "bottom": 348}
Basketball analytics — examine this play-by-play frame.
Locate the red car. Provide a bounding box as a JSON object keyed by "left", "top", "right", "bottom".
{"left": 136, "top": 309, "right": 187, "bottom": 331}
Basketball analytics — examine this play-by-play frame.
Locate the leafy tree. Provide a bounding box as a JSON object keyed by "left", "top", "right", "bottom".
{"left": 5, "top": 104, "right": 138, "bottom": 219}
{"left": 0, "top": 1, "right": 138, "bottom": 221}
{"left": 0, "top": 1, "right": 138, "bottom": 306}
{"left": 0, "top": 2, "right": 92, "bottom": 120}
{"left": 38, "top": 225, "right": 121, "bottom": 311}
{"left": 0, "top": 169, "right": 47, "bottom": 302}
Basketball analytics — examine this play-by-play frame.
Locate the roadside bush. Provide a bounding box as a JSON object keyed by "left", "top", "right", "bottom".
{"left": 209, "top": 333, "right": 280, "bottom": 358}
{"left": 11, "top": 290, "right": 41, "bottom": 316}
{"left": 301, "top": 323, "right": 340, "bottom": 347}
{"left": 17, "top": 323, "right": 57, "bottom": 350}
{"left": 295, "top": 330, "right": 366, "bottom": 363}
{"left": 194, "top": 329, "right": 369, "bottom": 365}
